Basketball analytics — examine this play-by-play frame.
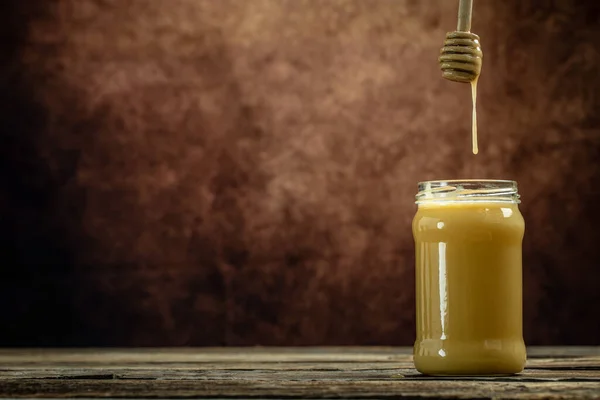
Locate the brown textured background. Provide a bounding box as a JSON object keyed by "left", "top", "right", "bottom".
{"left": 1, "top": 0, "right": 599, "bottom": 346}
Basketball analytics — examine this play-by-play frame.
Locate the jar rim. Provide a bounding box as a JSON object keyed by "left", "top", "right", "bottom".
{"left": 416, "top": 179, "right": 520, "bottom": 204}
{"left": 417, "top": 179, "right": 516, "bottom": 186}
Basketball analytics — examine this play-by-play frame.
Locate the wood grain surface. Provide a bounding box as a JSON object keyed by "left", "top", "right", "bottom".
{"left": 1, "top": 347, "right": 599, "bottom": 399}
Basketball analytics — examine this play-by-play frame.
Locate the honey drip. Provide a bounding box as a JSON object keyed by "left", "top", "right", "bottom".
{"left": 470, "top": 77, "right": 478, "bottom": 155}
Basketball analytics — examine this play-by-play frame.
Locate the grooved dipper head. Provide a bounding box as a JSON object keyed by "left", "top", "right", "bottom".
{"left": 439, "top": 31, "right": 483, "bottom": 83}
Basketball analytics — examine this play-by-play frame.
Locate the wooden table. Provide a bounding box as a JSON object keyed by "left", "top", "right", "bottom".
{"left": 1, "top": 347, "right": 599, "bottom": 399}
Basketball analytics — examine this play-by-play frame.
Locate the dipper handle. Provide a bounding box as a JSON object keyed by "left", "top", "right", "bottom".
{"left": 457, "top": 0, "right": 473, "bottom": 32}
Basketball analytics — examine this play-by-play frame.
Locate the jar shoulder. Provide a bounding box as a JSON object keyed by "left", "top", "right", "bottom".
{"left": 413, "top": 203, "right": 524, "bottom": 233}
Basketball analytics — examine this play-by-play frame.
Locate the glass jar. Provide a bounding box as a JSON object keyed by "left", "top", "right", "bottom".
{"left": 412, "top": 180, "right": 526, "bottom": 375}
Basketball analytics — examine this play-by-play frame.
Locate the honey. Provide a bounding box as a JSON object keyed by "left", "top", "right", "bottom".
{"left": 413, "top": 180, "right": 526, "bottom": 375}
{"left": 470, "top": 77, "right": 479, "bottom": 154}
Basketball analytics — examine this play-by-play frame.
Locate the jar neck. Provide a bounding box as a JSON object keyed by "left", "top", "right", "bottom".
{"left": 415, "top": 180, "right": 520, "bottom": 205}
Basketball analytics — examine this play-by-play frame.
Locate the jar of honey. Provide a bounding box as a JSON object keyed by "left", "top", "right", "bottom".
{"left": 412, "top": 180, "right": 526, "bottom": 375}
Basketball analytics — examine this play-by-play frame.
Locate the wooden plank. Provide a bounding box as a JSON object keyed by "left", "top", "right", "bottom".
{"left": 1, "top": 364, "right": 600, "bottom": 381}
{"left": 3, "top": 358, "right": 599, "bottom": 370}
{"left": 0, "top": 347, "right": 599, "bottom": 399}
{"left": 2, "top": 378, "right": 600, "bottom": 399}
{"left": 0, "top": 347, "right": 411, "bottom": 364}
{"left": 527, "top": 347, "right": 600, "bottom": 358}
{"left": 1, "top": 346, "right": 597, "bottom": 363}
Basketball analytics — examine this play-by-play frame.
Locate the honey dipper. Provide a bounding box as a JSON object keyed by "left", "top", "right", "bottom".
{"left": 439, "top": 0, "right": 482, "bottom": 83}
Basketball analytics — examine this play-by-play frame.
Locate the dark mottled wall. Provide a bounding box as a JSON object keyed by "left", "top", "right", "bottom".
{"left": 1, "top": 0, "right": 599, "bottom": 346}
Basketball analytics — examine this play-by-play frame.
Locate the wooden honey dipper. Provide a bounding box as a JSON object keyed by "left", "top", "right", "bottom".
{"left": 439, "top": 0, "right": 483, "bottom": 154}
{"left": 439, "top": 0, "right": 482, "bottom": 83}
